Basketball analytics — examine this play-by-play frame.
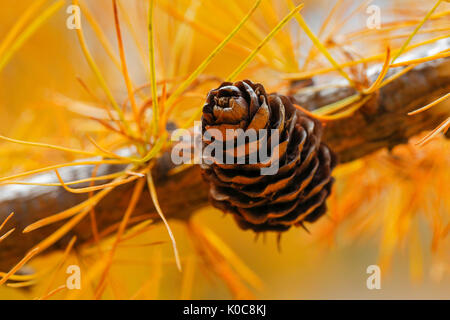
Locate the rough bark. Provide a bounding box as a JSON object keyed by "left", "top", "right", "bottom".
{"left": 0, "top": 53, "right": 449, "bottom": 271}
{"left": 293, "top": 57, "right": 450, "bottom": 162}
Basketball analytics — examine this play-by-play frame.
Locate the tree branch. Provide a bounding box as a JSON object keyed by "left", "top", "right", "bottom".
{"left": 0, "top": 52, "right": 449, "bottom": 271}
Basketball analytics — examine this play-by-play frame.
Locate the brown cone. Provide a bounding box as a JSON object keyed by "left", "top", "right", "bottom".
{"left": 201, "top": 80, "right": 337, "bottom": 232}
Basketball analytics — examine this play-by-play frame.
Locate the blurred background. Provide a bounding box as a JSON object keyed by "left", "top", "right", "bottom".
{"left": 0, "top": 0, "right": 449, "bottom": 299}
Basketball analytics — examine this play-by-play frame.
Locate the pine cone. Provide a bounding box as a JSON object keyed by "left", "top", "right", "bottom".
{"left": 201, "top": 80, "right": 337, "bottom": 232}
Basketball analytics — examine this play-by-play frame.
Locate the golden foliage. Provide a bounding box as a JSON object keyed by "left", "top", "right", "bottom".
{"left": 0, "top": 0, "right": 449, "bottom": 299}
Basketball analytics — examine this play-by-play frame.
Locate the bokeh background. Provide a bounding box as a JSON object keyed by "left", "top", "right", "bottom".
{"left": 0, "top": 0, "right": 449, "bottom": 299}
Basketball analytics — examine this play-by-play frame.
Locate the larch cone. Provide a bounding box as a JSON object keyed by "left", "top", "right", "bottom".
{"left": 201, "top": 80, "right": 337, "bottom": 232}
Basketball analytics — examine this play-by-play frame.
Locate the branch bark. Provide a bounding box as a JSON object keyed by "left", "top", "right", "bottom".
{"left": 0, "top": 53, "right": 449, "bottom": 271}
